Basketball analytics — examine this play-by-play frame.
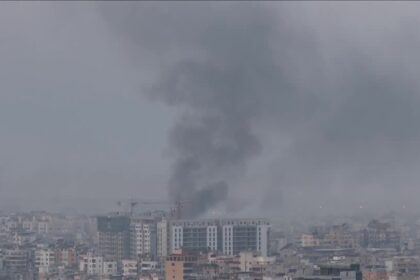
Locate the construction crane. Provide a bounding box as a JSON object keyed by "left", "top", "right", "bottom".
{"left": 115, "top": 199, "right": 191, "bottom": 219}
{"left": 115, "top": 200, "right": 139, "bottom": 216}
{"left": 129, "top": 201, "right": 138, "bottom": 216}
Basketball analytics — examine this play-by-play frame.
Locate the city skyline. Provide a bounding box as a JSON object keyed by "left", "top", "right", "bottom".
{"left": 3, "top": 2, "right": 420, "bottom": 279}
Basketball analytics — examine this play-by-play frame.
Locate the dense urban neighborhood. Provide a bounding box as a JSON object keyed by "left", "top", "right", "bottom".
{"left": 1, "top": 206, "right": 420, "bottom": 280}
{"left": 2, "top": 1, "right": 420, "bottom": 280}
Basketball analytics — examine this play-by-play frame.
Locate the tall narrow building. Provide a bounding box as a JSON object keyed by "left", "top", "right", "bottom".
{"left": 130, "top": 217, "right": 157, "bottom": 260}
{"left": 157, "top": 218, "right": 169, "bottom": 258}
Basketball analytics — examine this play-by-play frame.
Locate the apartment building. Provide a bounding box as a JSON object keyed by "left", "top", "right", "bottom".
{"left": 165, "top": 250, "right": 199, "bottom": 280}
{"left": 157, "top": 219, "right": 169, "bottom": 258}
{"left": 170, "top": 218, "right": 270, "bottom": 256}
{"left": 130, "top": 217, "right": 157, "bottom": 259}
{"left": 34, "top": 247, "right": 56, "bottom": 274}
{"left": 97, "top": 215, "right": 130, "bottom": 262}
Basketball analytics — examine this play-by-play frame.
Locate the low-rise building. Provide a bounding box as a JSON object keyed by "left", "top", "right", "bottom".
{"left": 165, "top": 250, "right": 199, "bottom": 280}
{"left": 79, "top": 253, "right": 103, "bottom": 275}
{"left": 122, "top": 259, "right": 138, "bottom": 277}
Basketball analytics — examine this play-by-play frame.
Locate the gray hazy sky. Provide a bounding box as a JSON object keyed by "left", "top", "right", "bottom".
{"left": 1, "top": 2, "right": 420, "bottom": 218}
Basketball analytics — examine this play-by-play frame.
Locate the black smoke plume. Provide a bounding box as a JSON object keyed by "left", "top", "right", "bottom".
{"left": 100, "top": 3, "right": 420, "bottom": 216}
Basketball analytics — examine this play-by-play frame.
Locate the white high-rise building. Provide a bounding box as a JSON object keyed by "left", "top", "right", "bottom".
{"left": 207, "top": 225, "right": 218, "bottom": 252}
{"left": 130, "top": 218, "right": 156, "bottom": 259}
{"left": 171, "top": 225, "right": 183, "bottom": 252}
{"left": 169, "top": 218, "right": 271, "bottom": 257}
{"left": 222, "top": 225, "right": 233, "bottom": 256}
{"left": 256, "top": 223, "right": 270, "bottom": 257}
{"left": 157, "top": 219, "right": 169, "bottom": 258}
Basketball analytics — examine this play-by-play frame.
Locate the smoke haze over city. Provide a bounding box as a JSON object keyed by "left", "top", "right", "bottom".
{"left": 1, "top": 2, "right": 420, "bottom": 219}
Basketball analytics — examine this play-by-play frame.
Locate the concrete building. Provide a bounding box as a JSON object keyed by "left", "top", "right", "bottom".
{"left": 34, "top": 247, "right": 56, "bottom": 274}
{"left": 79, "top": 253, "right": 104, "bottom": 275}
{"left": 130, "top": 217, "right": 157, "bottom": 259}
{"left": 122, "top": 259, "right": 138, "bottom": 277}
{"left": 362, "top": 220, "right": 401, "bottom": 250}
{"left": 79, "top": 253, "right": 118, "bottom": 277}
{"left": 170, "top": 218, "right": 271, "bottom": 256}
{"left": 363, "top": 271, "right": 390, "bottom": 280}
{"left": 301, "top": 234, "right": 320, "bottom": 248}
{"left": 3, "top": 248, "right": 31, "bottom": 275}
{"left": 299, "top": 264, "right": 362, "bottom": 280}
{"left": 22, "top": 220, "right": 34, "bottom": 232}
{"left": 55, "top": 247, "right": 77, "bottom": 267}
{"left": 37, "top": 221, "right": 49, "bottom": 234}
{"left": 301, "top": 224, "right": 356, "bottom": 249}
{"left": 97, "top": 215, "right": 130, "bottom": 261}
{"left": 238, "top": 251, "right": 275, "bottom": 272}
{"left": 103, "top": 261, "right": 118, "bottom": 276}
{"left": 157, "top": 219, "right": 169, "bottom": 258}
{"left": 165, "top": 250, "right": 198, "bottom": 280}
{"left": 140, "top": 260, "right": 158, "bottom": 272}
{"left": 386, "top": 256, "right": 420, "bottom": 279}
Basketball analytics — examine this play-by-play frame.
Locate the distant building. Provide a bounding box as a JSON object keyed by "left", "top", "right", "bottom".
{"left": 298, "top": 264, "right": 362, "bottom": 280}
{"left": 301, "top": 224, "right": 356, "bottom": 249}
{"left": 122, "top": 259, "right": 138, "bottom": 277}
{"left": 130, "top": 217, "right": 157, "bottom": 259}
{"left": 301, "top": 234, "right": 320, "bottom": 248}
{"left": 322, "top": 225, "right": 355, "bottom": 248}
{"left": 55, "top": 247, "right": 77, "bottom": 267}
{"left": 170, "top": 218, "right": 270, "bottom": 256}
{"left": 140, "top": 260, "right": 158, "bottom": 272}
{"left": 157, "top": 219, "right": 169, "bottom": 258}
{"left": 165, "top": 249, "right": 199, "bottom": 280}
{"left": 97, "top": 215, "right": 131, "bottom": 261}
{"left": 34, "top": 247, "right": 56, "bottom": 274}
{"left": 103, "top": 260, "right": 118, "bottom": 277}
{"left": 386, "top": 256, "right": 420, "bottom": 279}
{"left": 238, "top": 251, "right": 275, "bottom": 272}
{"left": 79, "top": 253, "right": 104, "bottom": 276}
{"left": 362, "top": 220, "right": 400, "bottom": 250}
{"left": 37, "top": 221, "right": 49, "bottom": 234}
{"left": 3, "top": 248, "right": 31, "bottom": 279}
{"left": 363, "top": 271, "right": 390, "bottom": 280}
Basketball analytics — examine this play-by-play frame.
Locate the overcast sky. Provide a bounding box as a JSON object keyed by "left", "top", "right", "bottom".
{"left": 2, "top": 2, "right": 420, "bottom": 218}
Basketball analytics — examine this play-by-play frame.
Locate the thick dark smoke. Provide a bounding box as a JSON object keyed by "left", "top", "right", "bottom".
{"left": 148, "top": 17, "right": 274, "bottom": 217}
{"left": 99, "top": 4, "right": 280, "bottom": 217}
{"left": 99, "top": 3, "right": 420, "bottom": 217}
{"left": 5, "top": 3, "right": 420, "bottom": 216}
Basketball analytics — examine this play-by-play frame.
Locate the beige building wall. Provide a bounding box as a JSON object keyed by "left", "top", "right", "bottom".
{"left": 165, "top": 259, "right": 184, "bottom": 280}
{"left": 363, "top": 271, "right": 389, "bottom": 280}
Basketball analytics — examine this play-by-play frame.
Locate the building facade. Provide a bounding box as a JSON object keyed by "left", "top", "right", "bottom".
{"left": 130, "top": 217, "right": 157, "bottom": 259}
{"left": 157, "top": 219, "right": 169, "bottom": 258}
{"left": 79, "top": 253, "right": 106, "bottom": 276}
{"left": 97, "top": 215, "right": 130, "bottom": 262}
{"left": 34, "top": 247, "right": 55, "bottom": 274}
{"left": 165, "top": 250, "right": 198, "bottom": 280}
{"left": 170, "top": 218, "right": 270, "bottom": 256}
